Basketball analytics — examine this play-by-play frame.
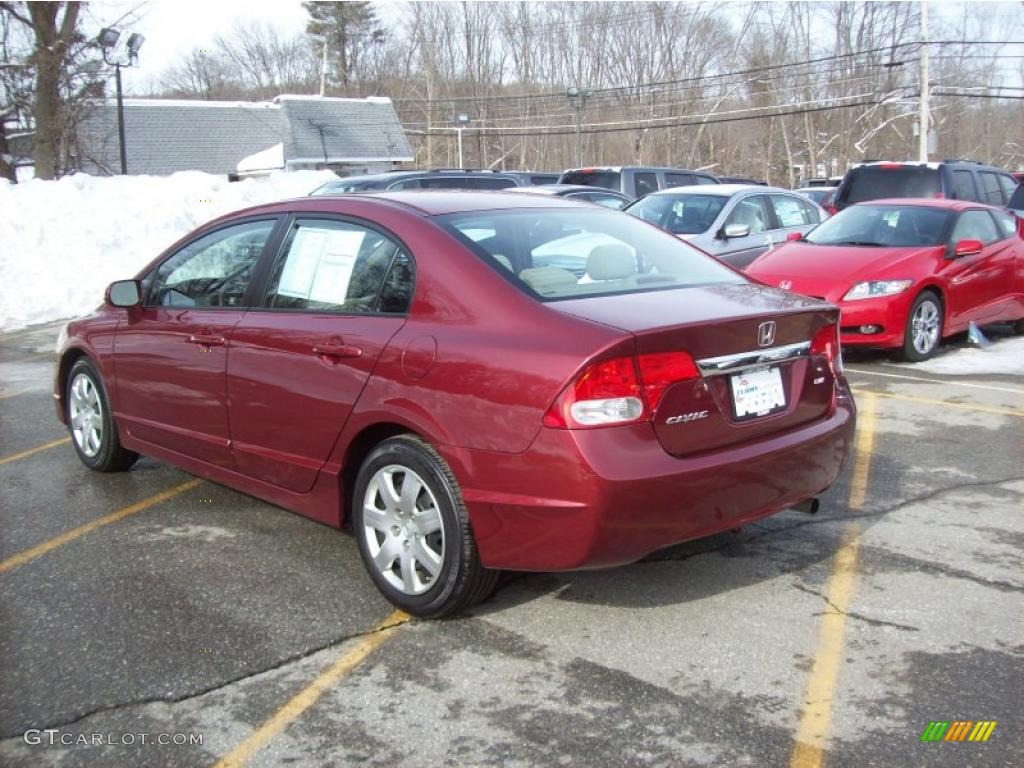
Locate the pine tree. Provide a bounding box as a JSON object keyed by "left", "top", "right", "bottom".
{"left": 303, "top": 1, "right": 384, "bottom": 94}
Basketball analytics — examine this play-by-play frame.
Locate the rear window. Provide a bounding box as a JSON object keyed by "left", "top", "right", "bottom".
{"left": 437, "top": 209, "right": 743, "bottom": 300}
{"left": 559, "top": 170, "right": 621, "bottom": 190}
{"left": 806, "top": 205, "right": 952, "bottom": 248}
{"left": 841, "top": 165, "right": 940, "bottom": 204}
{"left": 626, "top": 194, "right": 727, "bottom": 234}
{"left": 529, "top": 175, "right": 559, "bottom": 185}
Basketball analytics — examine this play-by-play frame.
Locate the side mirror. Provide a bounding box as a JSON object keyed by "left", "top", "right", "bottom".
{"left": 106, "top": 279, "right": 141, "bottom": 308}
{"left": 786, "top": 231, "right": 803, "bottom": 242}
{"left": 950, "top": 239, "right": 983, "bottom": 258}
{"left": 722, "top": 223, "right": 750, "bottom": 239}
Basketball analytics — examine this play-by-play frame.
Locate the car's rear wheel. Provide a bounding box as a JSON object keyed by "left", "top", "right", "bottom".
{"left": 901, "top": 291, "right": 943, "bottom": 362}
{"left": 66, "top": 358, "right": 139, "bottom": 472}
{"left": 352, "top": 434, "right": 498, "bottom": 618}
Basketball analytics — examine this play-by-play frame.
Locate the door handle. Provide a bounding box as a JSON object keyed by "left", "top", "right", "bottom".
{"left": 312, "top": 343, "right": 363, "bottom": 359}
{"left": 187, "top": 334, "right": 226, "bottom": 346}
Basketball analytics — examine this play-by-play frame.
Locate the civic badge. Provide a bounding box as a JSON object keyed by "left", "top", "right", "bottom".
{"left": 779, "top": 280, "right": 792, "bottom": 290}
{"left": 758, "top": 320, "right": 776, "bottom": 347}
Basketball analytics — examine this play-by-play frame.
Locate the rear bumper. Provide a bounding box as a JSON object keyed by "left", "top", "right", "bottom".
{"left": 461, "top": 386, "right": 856, "bottom": 570}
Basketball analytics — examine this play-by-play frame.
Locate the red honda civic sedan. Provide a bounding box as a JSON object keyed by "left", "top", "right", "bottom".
{"left": 746, "top": 199, "right": 1024, "bottom": 361}
{"left": 55, "top": 192, "right": 854, "bottom": 616}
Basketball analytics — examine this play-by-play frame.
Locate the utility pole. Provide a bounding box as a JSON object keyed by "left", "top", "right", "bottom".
{"left": 454, "top": 113, "right": 470, "bottom": 168}
{"left": 918, "top": 0, "right": 930, "bottom": 162}
{"left": 566, "top": 87, "right": 591, "bottom": 167}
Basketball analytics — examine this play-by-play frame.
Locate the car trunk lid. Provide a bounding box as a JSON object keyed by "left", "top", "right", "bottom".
{"left": 551, "top": 283, "right": 841, "bottom": 456}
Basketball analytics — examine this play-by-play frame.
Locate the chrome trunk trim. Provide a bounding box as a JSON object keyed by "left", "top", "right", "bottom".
{"left": 696, "top": 341, "right": 811, "bottom": 376}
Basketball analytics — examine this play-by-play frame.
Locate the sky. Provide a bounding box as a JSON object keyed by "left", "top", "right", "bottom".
{"left": 81, "top": 0, "right": 1023, "bottom": 96}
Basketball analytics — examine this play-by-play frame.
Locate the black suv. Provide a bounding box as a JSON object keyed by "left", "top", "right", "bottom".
{"left": 831, "top": 160, "right": 1018, "bottom": 212}
{"left": 558, "top": 166, "right": 720, "bottom": 199}
{"left": 310, "top": 169, "right": 559, "bottom": 195}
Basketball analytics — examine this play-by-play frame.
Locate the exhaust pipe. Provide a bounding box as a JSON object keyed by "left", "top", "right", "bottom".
{"left": 793, "top": 497, "right": 820, "bottom": 515}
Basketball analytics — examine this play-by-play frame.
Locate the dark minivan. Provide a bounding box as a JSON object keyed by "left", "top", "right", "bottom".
{"left": 558, "top": 166, "right": 720, "bottom": 199}
{"left": 831, "top": 160, "right": 1018, "bottom": 212}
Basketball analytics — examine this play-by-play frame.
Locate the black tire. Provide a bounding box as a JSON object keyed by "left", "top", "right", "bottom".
{"left": 900, "top": 291, "right": 944, "bottom": 362}
{"left": 1013, "top": 318, "right": 1024, "bottom": 335}
{"left": 352, "top": 434, "right": 499, "bottom": 618}
{"left": 66, "top": 358, "right": 139, "bottom": 472}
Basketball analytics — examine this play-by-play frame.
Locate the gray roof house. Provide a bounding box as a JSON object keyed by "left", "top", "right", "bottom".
{"left": 76, "top": 94, "right": 413, "bottom": 177}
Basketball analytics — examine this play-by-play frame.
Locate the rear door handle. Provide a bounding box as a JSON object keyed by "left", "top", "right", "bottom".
{"left": 188, "top": 334, "right": 225, "bottom": 346}
{"left": 312, "top": 343, "right": 363, "bottom": 359}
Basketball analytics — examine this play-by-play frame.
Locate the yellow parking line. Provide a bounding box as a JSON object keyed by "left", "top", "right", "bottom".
{"left": 790, "top": 392, "right": 876, "bottom": 768}
{"left": 212, "top": 610, "right": 411, "bottom": 768}
{"left": 851, "top": 388, "right": 1023, "bottom": 419}
{"left": 0, "top": 437, "right": 70, "bottom": 465}
{"left": 0, "top": 478, "right": 202, "bottom": 574}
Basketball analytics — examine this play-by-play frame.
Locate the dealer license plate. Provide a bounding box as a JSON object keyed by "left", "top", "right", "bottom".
{"left": 729, "top": 366, "right": 786, "bottom": 419}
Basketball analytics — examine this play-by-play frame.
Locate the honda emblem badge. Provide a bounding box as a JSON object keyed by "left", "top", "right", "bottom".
{"left": 758, "top": 321, "right": 776, "bottom": 347}
{"left": 779, "top": 280, "right": 792, "bottom": 290}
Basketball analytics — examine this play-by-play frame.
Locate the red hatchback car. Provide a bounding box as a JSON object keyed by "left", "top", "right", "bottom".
{"left": 55, "top": 192, "right": 855, "bottom": 616}
{"left": 746, "top": 199, "right": 1024, "bottom": 361}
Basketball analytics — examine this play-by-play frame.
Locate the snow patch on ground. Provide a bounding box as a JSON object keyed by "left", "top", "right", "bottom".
{"left": 0, "top": 170, "right": 335, "bottom": 331}
{"left": 909, "top": 336, "right": 1024, "bottom": 377}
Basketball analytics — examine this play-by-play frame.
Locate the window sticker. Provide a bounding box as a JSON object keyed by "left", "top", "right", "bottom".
{"left": 277, "top": 227, "right": 366, "bottom": 303}
{"left": 278, "top": 229, "right": 326, "bottom": 298}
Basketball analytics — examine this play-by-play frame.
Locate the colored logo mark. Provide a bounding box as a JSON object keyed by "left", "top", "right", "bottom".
{"left": 921, "top": 721, "right": 997, "bottom": 742}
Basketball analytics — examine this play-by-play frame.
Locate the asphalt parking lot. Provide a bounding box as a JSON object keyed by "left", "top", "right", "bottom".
{"left": 0, "top": 321, "right": 1021, "bottom": 768}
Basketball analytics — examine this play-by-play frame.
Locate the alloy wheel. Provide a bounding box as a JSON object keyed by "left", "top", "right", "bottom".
{"left": 911, "top": 299, "right": 940, "bottom": 355}
{"left": 69, "top": 372, "right": 103, "bottom": 457}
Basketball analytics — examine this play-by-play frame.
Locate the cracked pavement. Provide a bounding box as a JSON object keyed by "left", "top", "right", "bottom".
{"left": 1, "top": 321, "right": 1021, "bottom": 767}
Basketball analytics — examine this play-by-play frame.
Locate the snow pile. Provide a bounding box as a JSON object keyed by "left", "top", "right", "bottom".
{"left": 0, "top": 170, "right": 336, "bottom": 331}
{"left": 912, "top": 336, "right": 1024, "bottom": 377}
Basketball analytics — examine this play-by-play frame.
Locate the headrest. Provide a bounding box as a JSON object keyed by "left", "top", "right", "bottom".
{"left": 587, "top": 244, "right": 636, "bottom": 280}
{"left": 518, "top": 266, "right": 578, "bottom": 295}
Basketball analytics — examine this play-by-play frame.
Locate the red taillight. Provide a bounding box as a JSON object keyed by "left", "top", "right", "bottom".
{"left": 544, "top": 351, "right": 699, "bottom": 429}
{"left": 934, "top": 192, "right": 945, "bottom": 199}
{"left": 879, "top": 163, "right": 903, "bottom": 169}
{"left": 636, "top": 351, "right": 699, "bottom": 411}
{"left": 826, "top": 204, "right": 838, "bottom": 216}
{"left": 811, "top": 323, "right": 842, "bottom": 375}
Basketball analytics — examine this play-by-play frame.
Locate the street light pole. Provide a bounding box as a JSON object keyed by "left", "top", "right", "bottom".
{"left": 96, "top": 28, "right": 144, "bottom": 176}
{"left": 454, "top": 113, "right": 470, "bottom": 168}
{"left": 114, "top": 64, "right": 127, "bottom": 174}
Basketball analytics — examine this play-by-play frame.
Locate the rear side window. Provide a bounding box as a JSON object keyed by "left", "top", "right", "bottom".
{"left": 264, "top": 219, "right": 412, "bottom": 314}
{"left": 634, "top": 172, "right": 658, "bottom": 196}
{"left": 769, "top": 195, "right": 819, "bottom": 227}
{"left": 147, "top": 220, "right": 275, "bottom": 308}
{"left": 842, "top": 165, "right": 940, "bottom": 204}
{"left": 438, "top": 209, "right": 743, "bottom": 300}
{"left": 951, "top": 170, "right": 978, "bottom": 201}
{"left": 664, "top": 172, "right": 695, "bottom": 187}
{"left": 950, "top": 210, "right": 999, "bottom": 245}
{"left": 559, "top": 170, "right": 621, "bottom": 190}
{"left": 693, "top": 175, "right": 718, "bottom": 185}
{"left": 977, "top": 172, "right": 1006, "bottom": 205}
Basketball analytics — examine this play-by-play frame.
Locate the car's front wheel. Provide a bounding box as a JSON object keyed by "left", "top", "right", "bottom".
{"left": 352, "top": 435, "right": 498, "bottom": 618}
{"left": 901, "top": 291, "right": 943, "bottom": 362}
{"left": 66, "top": 358, "right": 139, "bottom": 472}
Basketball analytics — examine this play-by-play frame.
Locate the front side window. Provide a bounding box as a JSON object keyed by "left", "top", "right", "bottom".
{"left": 950, "top": 210, "right": 999, "bottom": 245}
{"left": 805, "top": 205, "right": 952, "bottom": 248}
{"left": 147, "top": 220, "right": 275, "bottom": 308}
{"left": 626, "top": 193, "right": 727, "bottom": 235}
{"left": 951, "top": 170, "right": 978, "bottom": 201}
{"left": 724, "top": 195, "right": 770, "bottom": 234}
{"left": 991, "top": 210, "right": 1019, "bottom": 239}
{"left": 265, "top": 219, "right": 412, "bottom": 313}
{"left": 769, "top": 195, "right": 819, "bottom": 227}
{"left": 438, "top": 208, "right": 744, "bottom": 300}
